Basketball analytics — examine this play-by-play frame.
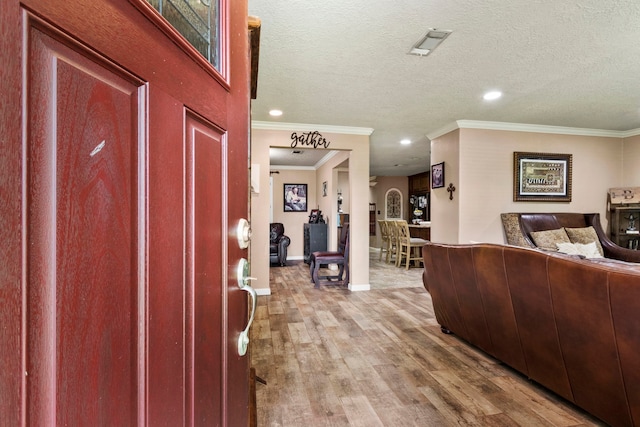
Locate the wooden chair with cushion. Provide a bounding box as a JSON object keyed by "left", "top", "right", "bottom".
{"left": 386, "top": 220, "right": 399, "bottom": 264}
{"left": 309, "top": 223, "right": 350, "bottom": 288}
{"left": 395, "top": 219, "right": 428, "bottom": 269}
{"left": 377, "top": 220, "right": 389, "bottom": 261}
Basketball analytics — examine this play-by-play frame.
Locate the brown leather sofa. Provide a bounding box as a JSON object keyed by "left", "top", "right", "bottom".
{"left": 422, "top": 241, "right": 640, "bottom": 427}
{"left": 502, "top": 212, "right": 640, "bottom": 263}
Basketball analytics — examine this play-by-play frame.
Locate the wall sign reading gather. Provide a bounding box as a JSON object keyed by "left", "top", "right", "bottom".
{"left": 290, "top": 131, "right": 331, "bottom": 149}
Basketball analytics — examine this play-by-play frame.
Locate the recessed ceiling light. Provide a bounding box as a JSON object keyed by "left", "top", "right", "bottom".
{"left": 269, "top": 109, "right": 283, "bottom": 116}
{"left": 400, "top": 139, "right": 411, "bottom": 145}
{"left": 483, "top": 91, "right": 502, "bottom": 101}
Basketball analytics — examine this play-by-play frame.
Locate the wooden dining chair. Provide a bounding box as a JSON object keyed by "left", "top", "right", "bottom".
{"left": 386, "top": 220, "right": 399, "bottom": 264}
{"left": 395, "top": 220, "right": 428, "bottom": 269}
{"left": 378, "top": 220, "right": 389, "bottom": 261}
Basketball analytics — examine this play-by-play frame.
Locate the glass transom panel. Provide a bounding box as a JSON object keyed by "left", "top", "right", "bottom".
{"left": 147, "top": 0, "right": 220, "bottom": 69}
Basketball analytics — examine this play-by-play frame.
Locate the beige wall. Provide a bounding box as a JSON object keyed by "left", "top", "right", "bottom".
{"left": 250, "top": 125, "right": 371, "bottom": 293}
{"left": 430, "top": 129, "right": 460, "bottom": 243}
{"left": 271, "top": 169, "right": 317, "bottom": 258}
{"left": 338, "top": 169, "right": 350, "bottom": 217}
{"left": 431, "top": 126, "right": 625, "bottom": 244}
{"left": 623, "top": 134, "right": 640, "bottom": 185}
{"left": 269, "top": 163, "right": 350, "bottom": 255}
{"left": 316, "top": 153, "right": 350, "bottom": 251}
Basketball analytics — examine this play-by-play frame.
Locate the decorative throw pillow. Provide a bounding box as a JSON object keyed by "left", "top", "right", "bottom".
{"left": 575, "top": 241, "right": 603, "bottom": 258}
{"left": 556, "top": 242, "right": 581, "bottom": 256}
{"left": 530, "top": 228, "right": 571, "bottom": 251}
{"left": 564, "top": 226, "right": 604, "bottom": 256}
{"left": 556, "top": 241, "right": 603, "bottom": 259}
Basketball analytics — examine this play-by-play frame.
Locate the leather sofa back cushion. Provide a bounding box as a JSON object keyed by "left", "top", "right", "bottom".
{"left": 530, "top": 228, "right": 571, "bottom": 251}
{"left": 518, "top": 213, "right": 589, "bottom": 240}
{"left": 565, "top": 226, "right": 604, "bottom": 256}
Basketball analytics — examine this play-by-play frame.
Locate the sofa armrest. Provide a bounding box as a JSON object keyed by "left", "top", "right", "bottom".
{"left": 586, "top": 213, "right": 640, "bottom": 263}
{"left": 271, "top": 233, "right": 290, "bottom": 245}
{"left": 278, "top": 234, "right": 291, "bottom": 248}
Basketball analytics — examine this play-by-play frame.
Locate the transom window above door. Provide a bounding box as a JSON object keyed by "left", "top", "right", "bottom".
{"left": 146, "top": 0, "right": 221, "bottom": 70}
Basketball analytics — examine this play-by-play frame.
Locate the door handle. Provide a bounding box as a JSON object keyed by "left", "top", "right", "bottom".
{"left": 236, "top": 258, "right": 257, "bottom": 356}
{"left": 236, "top": 218, "right": 252, "bottom": 249}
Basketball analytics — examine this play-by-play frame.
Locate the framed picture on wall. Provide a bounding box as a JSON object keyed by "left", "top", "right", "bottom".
{"left": 431, "top": 162, "right": 445, "bottom": 189}
{"left": 513, "top": 152, "right": 572, "bottom": 202}
{"left": 284, "top": 183, "right": 308, "bottom": 211}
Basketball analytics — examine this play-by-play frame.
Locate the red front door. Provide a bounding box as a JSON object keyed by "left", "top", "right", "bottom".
{"left": 0, "top": 0, "right": 250, "bottom": 425}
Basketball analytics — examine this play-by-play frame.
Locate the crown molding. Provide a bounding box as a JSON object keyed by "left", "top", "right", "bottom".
{"left": 269, "top": 165, "right": 316, "bottom": 171}
{"left": 314, "top": 150, "right": 339, "bottom": 169}
{"left": 427, "top": 122, "right": 460, "bottom": 141}
{"left": 252, "top": 120, "right": 374, "bottom": 135}
{"left": 621, "top": 128, "right": 640, "bottom": 138}
{"left": 428, "top": 120, "right": 640, "bottom": 140}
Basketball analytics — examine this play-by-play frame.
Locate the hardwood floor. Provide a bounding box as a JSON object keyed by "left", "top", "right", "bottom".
{"left": 251, "top": 255, "right": 605, "bottom": 426}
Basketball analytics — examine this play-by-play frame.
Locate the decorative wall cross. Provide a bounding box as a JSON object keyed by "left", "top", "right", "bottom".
{"left": 447, "top": 183, "right": 456, "bottom": 200}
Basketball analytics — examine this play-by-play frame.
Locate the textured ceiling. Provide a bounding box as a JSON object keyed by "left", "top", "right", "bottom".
{"left": 249, "top": 0, "right": 640, "bottom": 176}
{"left": 269, "top": 147, "right": 335, "bottom": 167}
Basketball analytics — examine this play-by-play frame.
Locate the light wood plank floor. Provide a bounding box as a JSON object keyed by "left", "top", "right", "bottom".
{"left": 251, "top": 255, "right": 605, "bottom": 426}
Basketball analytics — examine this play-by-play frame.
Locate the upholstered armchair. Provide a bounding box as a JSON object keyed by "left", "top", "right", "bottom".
{"left": 269, "top": 223, "right": 290, "bottom": 266}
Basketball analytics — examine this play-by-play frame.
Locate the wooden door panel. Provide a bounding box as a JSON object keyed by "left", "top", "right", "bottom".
{"left": 146, "top": 93, "right": 230, "bottom": 427}
{"left": 188, "top": 114, "right": 225, "bottom": 424}
{"left": 26, "top": 21, "right": 142, "bottom": 425}
{"left": 147, "top": 89, "right": 188, "bottom": 426}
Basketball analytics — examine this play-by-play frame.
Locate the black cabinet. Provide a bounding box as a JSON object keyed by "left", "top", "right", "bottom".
{"left": 303, "top": 223, "right": 327, "bottom": 263}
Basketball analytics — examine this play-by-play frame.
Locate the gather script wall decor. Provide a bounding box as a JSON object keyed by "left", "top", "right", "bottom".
{"left": 513, "top": 152, "right": 572, "bottom": 202}
{"left": 291, "top": 131, "right": 331, "bottom": 149}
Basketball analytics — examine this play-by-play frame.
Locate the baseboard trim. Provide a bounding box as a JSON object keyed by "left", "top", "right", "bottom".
{"left": 255, "top": 288, "right": 272, "bottom": 296}
{"left": 348, "top": 283, "right": 371, "bottom": 292}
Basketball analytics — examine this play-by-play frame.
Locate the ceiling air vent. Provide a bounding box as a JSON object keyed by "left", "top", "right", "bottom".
{"left": 409, "top": 28, "right": 452, "bottom": 57}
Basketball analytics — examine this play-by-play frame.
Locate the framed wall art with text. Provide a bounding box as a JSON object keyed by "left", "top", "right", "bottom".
{"left": 513, "top": 152, "right": 572, "bottom": 202}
